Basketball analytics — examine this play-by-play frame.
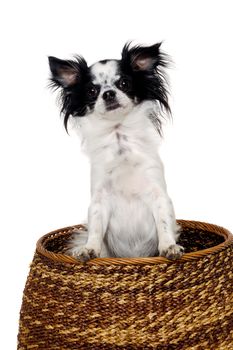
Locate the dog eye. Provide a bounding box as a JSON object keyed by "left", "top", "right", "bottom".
{"left": 117, "top": 77, "right": 131, "bottom": 92}
{"left": 87, "top": 85, "right": 99, "bottom": 98}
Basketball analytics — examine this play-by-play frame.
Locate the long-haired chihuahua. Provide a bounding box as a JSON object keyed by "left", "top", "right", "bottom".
{"left": 48, "top": 42, "right": 184, "bottom": 261}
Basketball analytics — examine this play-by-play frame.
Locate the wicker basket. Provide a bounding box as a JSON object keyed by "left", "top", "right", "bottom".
{"left": 18, "top": 220, "right": 233, "bottom": 350}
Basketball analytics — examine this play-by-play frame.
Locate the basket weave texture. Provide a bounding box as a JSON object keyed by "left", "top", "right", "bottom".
{"left": 18, "top": 220, "right": 233, "bottom": 350}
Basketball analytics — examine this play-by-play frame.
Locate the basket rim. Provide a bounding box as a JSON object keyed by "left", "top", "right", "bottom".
{"left": 36, "top": 219, "right": 233, "bottom": 265}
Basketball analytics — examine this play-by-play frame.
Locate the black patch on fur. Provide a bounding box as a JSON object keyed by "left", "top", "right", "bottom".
{"left": 98, "top": 59, "right": 109, "bottom": 64}
{"left": 48, "top": 56, "right": 99, "bottom": 131}
{"left": 119, "top": 42, "right": 171, "bottom": 134}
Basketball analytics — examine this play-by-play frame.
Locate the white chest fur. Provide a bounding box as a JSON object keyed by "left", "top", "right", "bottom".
{"left": 71, "top": 102, "right": 177, "bottom": 258}
{"left": 77, "top": 103, "right": 166, "bottom": 193}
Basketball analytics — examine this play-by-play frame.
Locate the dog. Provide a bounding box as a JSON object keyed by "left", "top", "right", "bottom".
{"left": 48, "top": 42, "right": 184, "bottom": 261}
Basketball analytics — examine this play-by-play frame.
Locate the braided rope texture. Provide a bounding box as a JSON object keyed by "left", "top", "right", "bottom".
{"left": 18, "top": 220, "right": 233, "bottom": 349}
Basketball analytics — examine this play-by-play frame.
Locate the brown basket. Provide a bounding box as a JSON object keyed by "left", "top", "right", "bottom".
{"left": 18, "top": 220, "right": 233, "bottom": 349}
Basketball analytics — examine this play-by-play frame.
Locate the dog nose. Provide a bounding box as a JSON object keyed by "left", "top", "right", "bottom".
{"left": 102, "top": 90, "right": 116, "bottom": 102}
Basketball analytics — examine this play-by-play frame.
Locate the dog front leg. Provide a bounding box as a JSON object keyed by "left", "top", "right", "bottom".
{"left": 76, "top": 189, "right": 109, "bottom": 262}
{"left": 144, "top": 188, "right": 184, "bottom": 260}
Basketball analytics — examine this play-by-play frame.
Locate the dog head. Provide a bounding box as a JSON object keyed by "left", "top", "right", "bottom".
{"left": 49, "top": 42, "right": 170, "bottom": 130}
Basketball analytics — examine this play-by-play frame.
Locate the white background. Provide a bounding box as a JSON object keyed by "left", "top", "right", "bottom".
{"left": 0, "top": 0, "right": 233, "bottom": 348}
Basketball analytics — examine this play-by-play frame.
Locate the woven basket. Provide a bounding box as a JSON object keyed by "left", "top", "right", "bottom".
{"left": 18, "top": 220, "right": 233, "bottom": 350}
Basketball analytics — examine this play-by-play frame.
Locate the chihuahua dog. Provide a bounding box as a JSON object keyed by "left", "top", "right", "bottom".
{"left": 48, "top": 42, "right": 184, "bottom": 261}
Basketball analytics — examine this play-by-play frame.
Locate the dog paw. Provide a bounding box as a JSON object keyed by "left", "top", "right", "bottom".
{"left": 160, "top": 244, "right": 184, "bottom": 260}
{"left": 70, "top": 245, "right": 100, "bottom": 262}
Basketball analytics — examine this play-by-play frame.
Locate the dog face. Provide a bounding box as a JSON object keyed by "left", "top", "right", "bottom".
{"left": 88, "top": 60, "right": 135, "bottom": 117}
{"left": 49, "top": 42, "right": 170, "bottom": 129}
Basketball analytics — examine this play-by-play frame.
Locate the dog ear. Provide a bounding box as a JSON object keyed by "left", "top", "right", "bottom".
{"left": 121, "top": 42, "right": 167, "bottom": 71}
{"left": 48, "top": 56, "right": 87, "bottom": 88}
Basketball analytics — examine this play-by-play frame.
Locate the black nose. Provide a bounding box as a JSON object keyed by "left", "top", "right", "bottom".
{"left": 102, "top": 90, "right": 116, "bottom": 102}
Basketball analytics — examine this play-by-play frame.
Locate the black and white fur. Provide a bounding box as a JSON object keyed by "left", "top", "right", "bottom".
{"left": 48, "top": 42, "right": 184, "bottom": 261}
